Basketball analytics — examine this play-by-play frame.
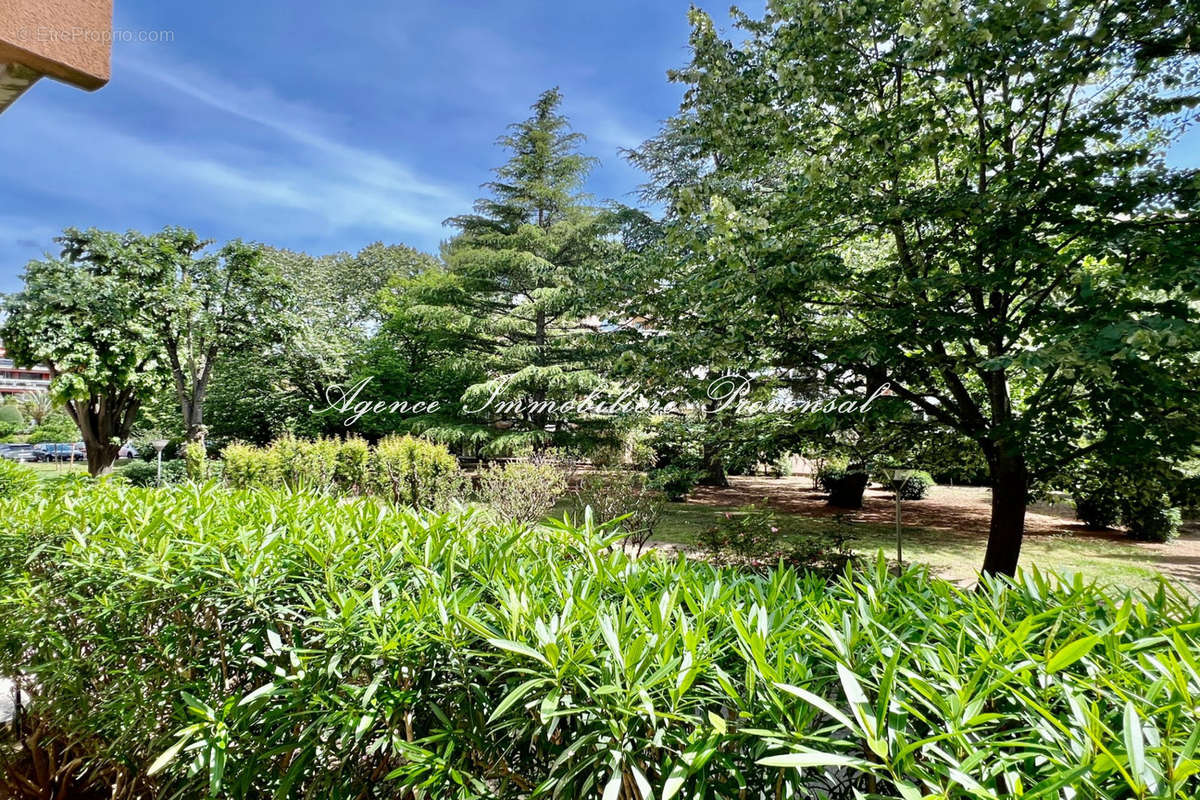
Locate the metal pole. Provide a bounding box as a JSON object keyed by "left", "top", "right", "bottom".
{"left": 895, "top": 484, "right": 903, "bottom": 567}
{"left": 157, "top": 450, "right": 163, "bottom": 486}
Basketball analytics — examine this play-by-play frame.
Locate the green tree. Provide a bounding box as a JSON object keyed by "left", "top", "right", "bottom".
{"left": 16, "top": 390, "right": 54, "bottom": 428}
{"left": 437, "top": 88, "right": 617, "bottom": 454}
{"left": 660, "top": 0, "right": 1200, "bottom": 574}
{"left": 0, "top": 402, "right": 24, "bottom": 439}
{"left": 3, "top": 228, "right": 292, "bottom": 473}
{"left": 27, "top": 410, "right": 80, "bottom": 444}
{"left": 152, "top": 235, "right": 293, "bottom": 448}
{"left": 2, "top": 230, "right": 170, "bottom": 474}
{"left": 348, "top": 268, "right": 488, "bottom": 444}
{"left": 206, "top": 243, "right": 433, "bottom": 445}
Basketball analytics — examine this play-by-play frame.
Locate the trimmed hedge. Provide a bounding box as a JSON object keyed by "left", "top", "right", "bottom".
{"left": 3, "top": 484, "right": 1199, "bottom": 799}
{"left": 223, "top": 435, "right": 466, "bottom": 510}
{"left": 116, "top": 458, "right": 188, "bottom": 487}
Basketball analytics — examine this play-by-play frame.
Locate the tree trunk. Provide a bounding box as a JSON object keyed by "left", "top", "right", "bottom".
{"left": 698, "top": 442, "right": 729, "bottom": 488}
{"left": 85, "top": 441, "right": 122, "bottom": 476}
{"left": 64, "top": 393, "right": 139, "bottom": 477}
{"left": 980, "top": 453, "right": 1029, "bottom": 577}
{"left": 186, "top": 405, "right": 206, "bottom": 449}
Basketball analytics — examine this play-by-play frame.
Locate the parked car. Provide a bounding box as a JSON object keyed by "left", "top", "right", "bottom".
{"left": 1, "top": 444, "right": 37, "bottom": 462}
{"left": 119, "top": 442, "right": 137, "bottom": 459}
{"left": 33, "top": 443, "right": 79, "bottom": 462}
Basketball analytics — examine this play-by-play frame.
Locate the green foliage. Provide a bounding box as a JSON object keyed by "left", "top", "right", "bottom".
{"left": 3, "top": 484, "right": 1199, "bottom": 799}
{"left": 333, "top": 436, "right": 371, "bottom": 495}
{"left": 1172, "top": 466, "right": 1200, "bottom": 515}
{"left": 371, "top": 434, "right": 467, "bottom": 510}
{"left": 220, "top": 443, "right": 277, "bottom": 490}
{"left": 165, "top": 240, "right": 294, "bottom": 443}
{"left": 0, "top": 459, "right": 37, "bottom": 498}
{"left": 0, "top": 404, "right": 25, "bottom": 437}
{"left": 1069, "top": 464, "right": 1184, "bottom": 540}
{"left": 698, "top": 503, "right": 781, "bottom": 563}
{"left": 647, "top": 464, "right": 701, "bottom": 501}
{"left": 876, "top": 469, "right": 935, "bottom": 501}
{"left": 653, "top": 0, "right": 1200, "bottom": 575}
{"left": 476, "top": 460, "right": 567, "bottom": 525}
{"left": 423, "top": 88, "right": 617, "bottom": 454}
{"left": 16, "top": 390, "right": 54, "bottom": 428}
{"left": 183, "top": 442, "right": 207, "bottom": 481}
{"left": 271, "top": 434, "right": 340, "bottom": 493}
{"left": 699, "top": 503, "right": 854, "bottom": 574}
{"left": 573, "top": 470, "right": 665, "bottom": 554}
{"left": 1123, "top": 494, "right": 1183, "bottom": 543}
{"left": 818, "top": 466, "right": 870, "bottom": 508}
{"left": 221, "top": 435, "right": 466, "bottom": 507}
{"left": 26, "top": 411, "right": 78, "bottom": 444}
{"left": 116, "top": 459, "right": 187, "bottom": 487}
{"left": 628, "top": 439, "right": 657, "bottom": 471}
{"left": 1075, "top": 491, "right": 1123, "bottom": 530}
{"left": 0, "top": 229, "right": 181, "bottom": 473}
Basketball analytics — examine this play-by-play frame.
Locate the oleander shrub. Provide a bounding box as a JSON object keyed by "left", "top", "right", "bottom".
{"left": 372, "top": 434, "right": 467, "bottom": 510}
{"left": 574, "top": 469, "right": 665, "bottom": 554}
{"left": 184, "top": 441, "right": 207, "bottom": 481}
{"left": 3, "top": 484, "right": 1200, "bottom": 800}
{"left": 220, "top": 442, "right": 277, "bottom": 489}
{"left": 477, "top": 459, "right": 567, "bottom": 524}
{"left": 0, "top": 458, "right": 37, "bottom": 498}
{"left": 333, "top": 436, "right": 371, "bottom": 495}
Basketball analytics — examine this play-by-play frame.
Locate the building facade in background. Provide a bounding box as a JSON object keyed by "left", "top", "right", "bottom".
{"left": 0, "top": 345, "right": 51, "bottom": 396}
{"left": 0, "top": 0, "right": 112, "bottom": 112}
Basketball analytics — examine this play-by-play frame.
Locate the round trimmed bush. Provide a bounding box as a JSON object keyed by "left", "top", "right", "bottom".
{"left": 898, "top": 470, "right": 935, "bottom": 499}
{"left": 819, "top": 466, "right": 869, "bottom": 508}
{"left": 1123, "top": 495, "right": 1182, "bottom": 543}
{"left": 1075, "top": 490, "right": 1122, "bottom": 530}
{"left": 116, "top": 458, "right": 187, "bottom": 487}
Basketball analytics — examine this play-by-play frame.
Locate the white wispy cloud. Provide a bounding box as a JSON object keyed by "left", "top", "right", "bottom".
{"left": 0, "top": 52, "right": 472, "bottom": 261}
{"left": 117, "top": 53, "right": 466, "bottom": 205}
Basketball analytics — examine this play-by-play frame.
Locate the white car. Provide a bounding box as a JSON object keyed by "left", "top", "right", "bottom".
{"left": 119, "top": 442, "right": 138, "bottom": 459}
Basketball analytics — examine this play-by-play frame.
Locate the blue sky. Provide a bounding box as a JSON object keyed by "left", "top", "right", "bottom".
{"left": 1, "top": 0, "right": 1196, "bottom": 293}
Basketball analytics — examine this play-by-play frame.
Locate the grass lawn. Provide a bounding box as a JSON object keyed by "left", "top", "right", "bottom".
{"left": 641, "top": 503, "right": 1176, "bottom": 591}
{"left": 557, "top": 476, "right": 1198, "bottom": 593}
{"left": 26, "top": 460, "right": 88, "bottom": 477}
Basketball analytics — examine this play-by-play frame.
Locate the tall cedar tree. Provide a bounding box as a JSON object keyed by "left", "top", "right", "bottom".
{"left": 438, "top": 88, "right": 614, "bottom": 454}
{"left": 663, "top": 0, "right": 1200, "bottom": 575}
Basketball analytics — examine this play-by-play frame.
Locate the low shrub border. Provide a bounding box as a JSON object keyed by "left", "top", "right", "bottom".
{"left": 2, "top": 483, "right": 1199, "bottom": 799}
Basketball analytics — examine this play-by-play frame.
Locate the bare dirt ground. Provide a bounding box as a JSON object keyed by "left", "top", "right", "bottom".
{"left": 686, "top": 476, "right": 1200, "bottom": 589}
